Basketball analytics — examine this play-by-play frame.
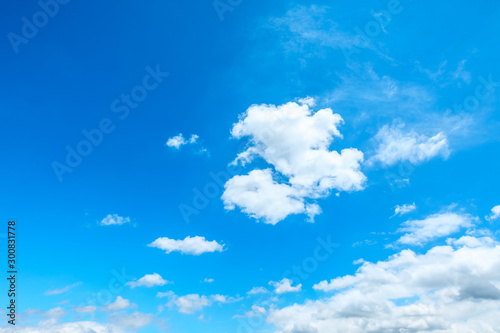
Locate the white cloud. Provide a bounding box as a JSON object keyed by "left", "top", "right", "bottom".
{"left": 269, "top": 236, "right": 500, "bottom": 333}
{"left": 269, "top": 278, "right": 302, "bottom": 294}
{"left": 166, "top": 133, "right": 198, "bottom": 149}
{"left": 0, "top": 310, "right": 154, "bottom": 333}
{"left": 166, "top": 133, "right": 208, "bottom": 155}
{"left": 99, "top": 214, "right": 131, "bottom": 226}
{"left": 148, "top": 236, "right": 225, "bottom": 255}
{"left": 126, "top": 273, "right": 171, "bottom": 288}
{"left": 202, "top": 278, "right": 214, "bottom": 283}
{"left": 397, "top": 212, "right": 474, "bottom": 246}
{"left": 161, "top": 292, "right": 240, "bottom": 314}
{"left": 486, "top": 205, "right": 500, "bottom": 221}
{"left": 74, "top": 306, "right": 97, "bottom": 314}
{"left": 392, "top": 203, "right": 416, "bottom": 217}
{"left": 247, "top": 286, "right": 269, "bottom": 295}
{"left": 44, "top": 282, "right": 81, "bottom": 296}
{"left": 103, "top": 296, "right": 135, "bottom": 312}
{"left": 223, "top": 99, "right": 366, "bottom": 224}
{"left": 369, "top": 124, "right": 450, "bottom": 167}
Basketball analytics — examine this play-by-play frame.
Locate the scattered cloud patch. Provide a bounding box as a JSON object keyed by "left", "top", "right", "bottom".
{"left": 126, "top": 273, "right": 171, "bottom": 288}
{"left": 166, "top": 133, "right": 208, "bottom": 155}
{"left": 99, "top": 214, "right": 131, "bottom": 226}
{"left": 45, "top": 282, "right": 82, "bottom": 296}
{"left": 247, "top": 286, "right": 269, "bottom": 295}
{"left": 369, "top": 124, "right": 450, "bottom": 167}
{"left": 148, "top": 236, "right": 225, "bottom": 255}
{"left": 223, "top": 99, "right": 366, "bottom": 224}
{"left": 103, "top": 296, "right": 135, "bottom": 312}
{"left": 392, "top": 203, "right": 416, "bottom": 217}
{"left": 160, "top": 292, "right": 241, "bottom": 314}
{"left": 269, "top": 278, "right": 302, "bottom": 294}
{"left": 202, "top": 278, "right": 214, "bottom": 283}
{"left": 397, "top": 212, "right": 475, "bottom": 246}
{"left": 486, "top": 205, "right": 500, "bottom": 221}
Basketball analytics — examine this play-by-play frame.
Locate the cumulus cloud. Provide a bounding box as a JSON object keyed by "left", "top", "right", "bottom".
{"left": 148, "top": 236, "right": 225, "bottom": 255}
{"left": 126, "top": 273, "right": 171, "bottom": 288}
{"left": 103, "top": 296, "right": 135, "bottom": 312}
{"left": 369, "top": 124, "right": 450, "bottom": 167}
{"left": 269, "top": 236, "right": 500, "bottom": 333}
{"left": 392, "top": 203, "right": 416, "bottom": 217}
{"left": 270, "top": 278, "right": 302, "bottom": 294}
{"left": 223, "top": 99, "right": 366, "bottom": 224}
{"left": 99, "top": 214, "right": 131, "bottom": 226}
{"left": 202, "top": 278, "right": 214, "bottom": 283}
{"left": 396, "top": 212, "right": 474, "bottom": 246}
{"left": 486, "top": 205, "right": 500, "bottom": 221}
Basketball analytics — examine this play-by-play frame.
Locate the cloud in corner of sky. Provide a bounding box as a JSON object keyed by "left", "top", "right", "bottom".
{"left": 222, "top": 98, "right": 366, "bottom": 224}
{"left": 368, "top": 124, "right": 450, "bottom": 167}
{"left": 284, "top": 235, "right": 500, "bottom": 333}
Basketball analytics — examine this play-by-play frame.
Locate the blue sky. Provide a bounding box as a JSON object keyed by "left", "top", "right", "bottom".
{"left": 1, "top": 0, "right": 500, "bottom": 332}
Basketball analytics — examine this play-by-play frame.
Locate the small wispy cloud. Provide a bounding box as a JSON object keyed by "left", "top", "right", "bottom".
{"left": 99, "top": 214, "right": 131, "bottom": 226}
{"left": 392, "top": 203, "right": 416, "bottom": 217}
{"left": 45, "top": 282, "right": 82, "bottom": 296}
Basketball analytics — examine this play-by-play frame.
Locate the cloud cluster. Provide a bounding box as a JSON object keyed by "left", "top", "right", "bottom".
{"left": 223, "top": 99, "right": 366, "bottom": 224}
{"left": 166, "top": 133, "right": 199, "bottom": 149}
{"left": 148, "top": 236, "right": 225, "bottom": 255}
{"left": 269, "top": 236, "right": 500, "bottom": 333}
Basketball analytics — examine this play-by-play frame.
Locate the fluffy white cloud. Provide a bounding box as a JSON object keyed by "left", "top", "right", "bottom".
{"left": 486, "top": 205, "right": 500, "bottom": 221}
{"left": 397, "top": 212, "right": 474, "bottom": 246}
{"left": 270, "top": 278, "right": 302, "bottom": 294}
{"left": 393, "top": 203, "right": 416, "bottom": 217}
{"left": 269, "top": 236, "right": 500, "bottom": 333}
{"left": 103, "top": 296, "right": 135, "bottom": 312}
{"left": 369, "top": 124, "right": 450, "bottom": 166}
{"left": 99, "top": 214, "right": 131, "bottom": 226}
{"left": 126, "top": 273, "right": 170, "bottom": 288}
{"left": 223, "top": 169, "right": 320, "bottom": 224}
{"left": 148, "top": 236, "right": 225, "bottom": 255}
{"left": 203, "top": 278, "right": 214, "bottom": 283}
{"left": 223, "top": 100, "right": 366, "bottom": 224}
{"left": 166, "top": 133, "right": 198, "bottom": 149}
